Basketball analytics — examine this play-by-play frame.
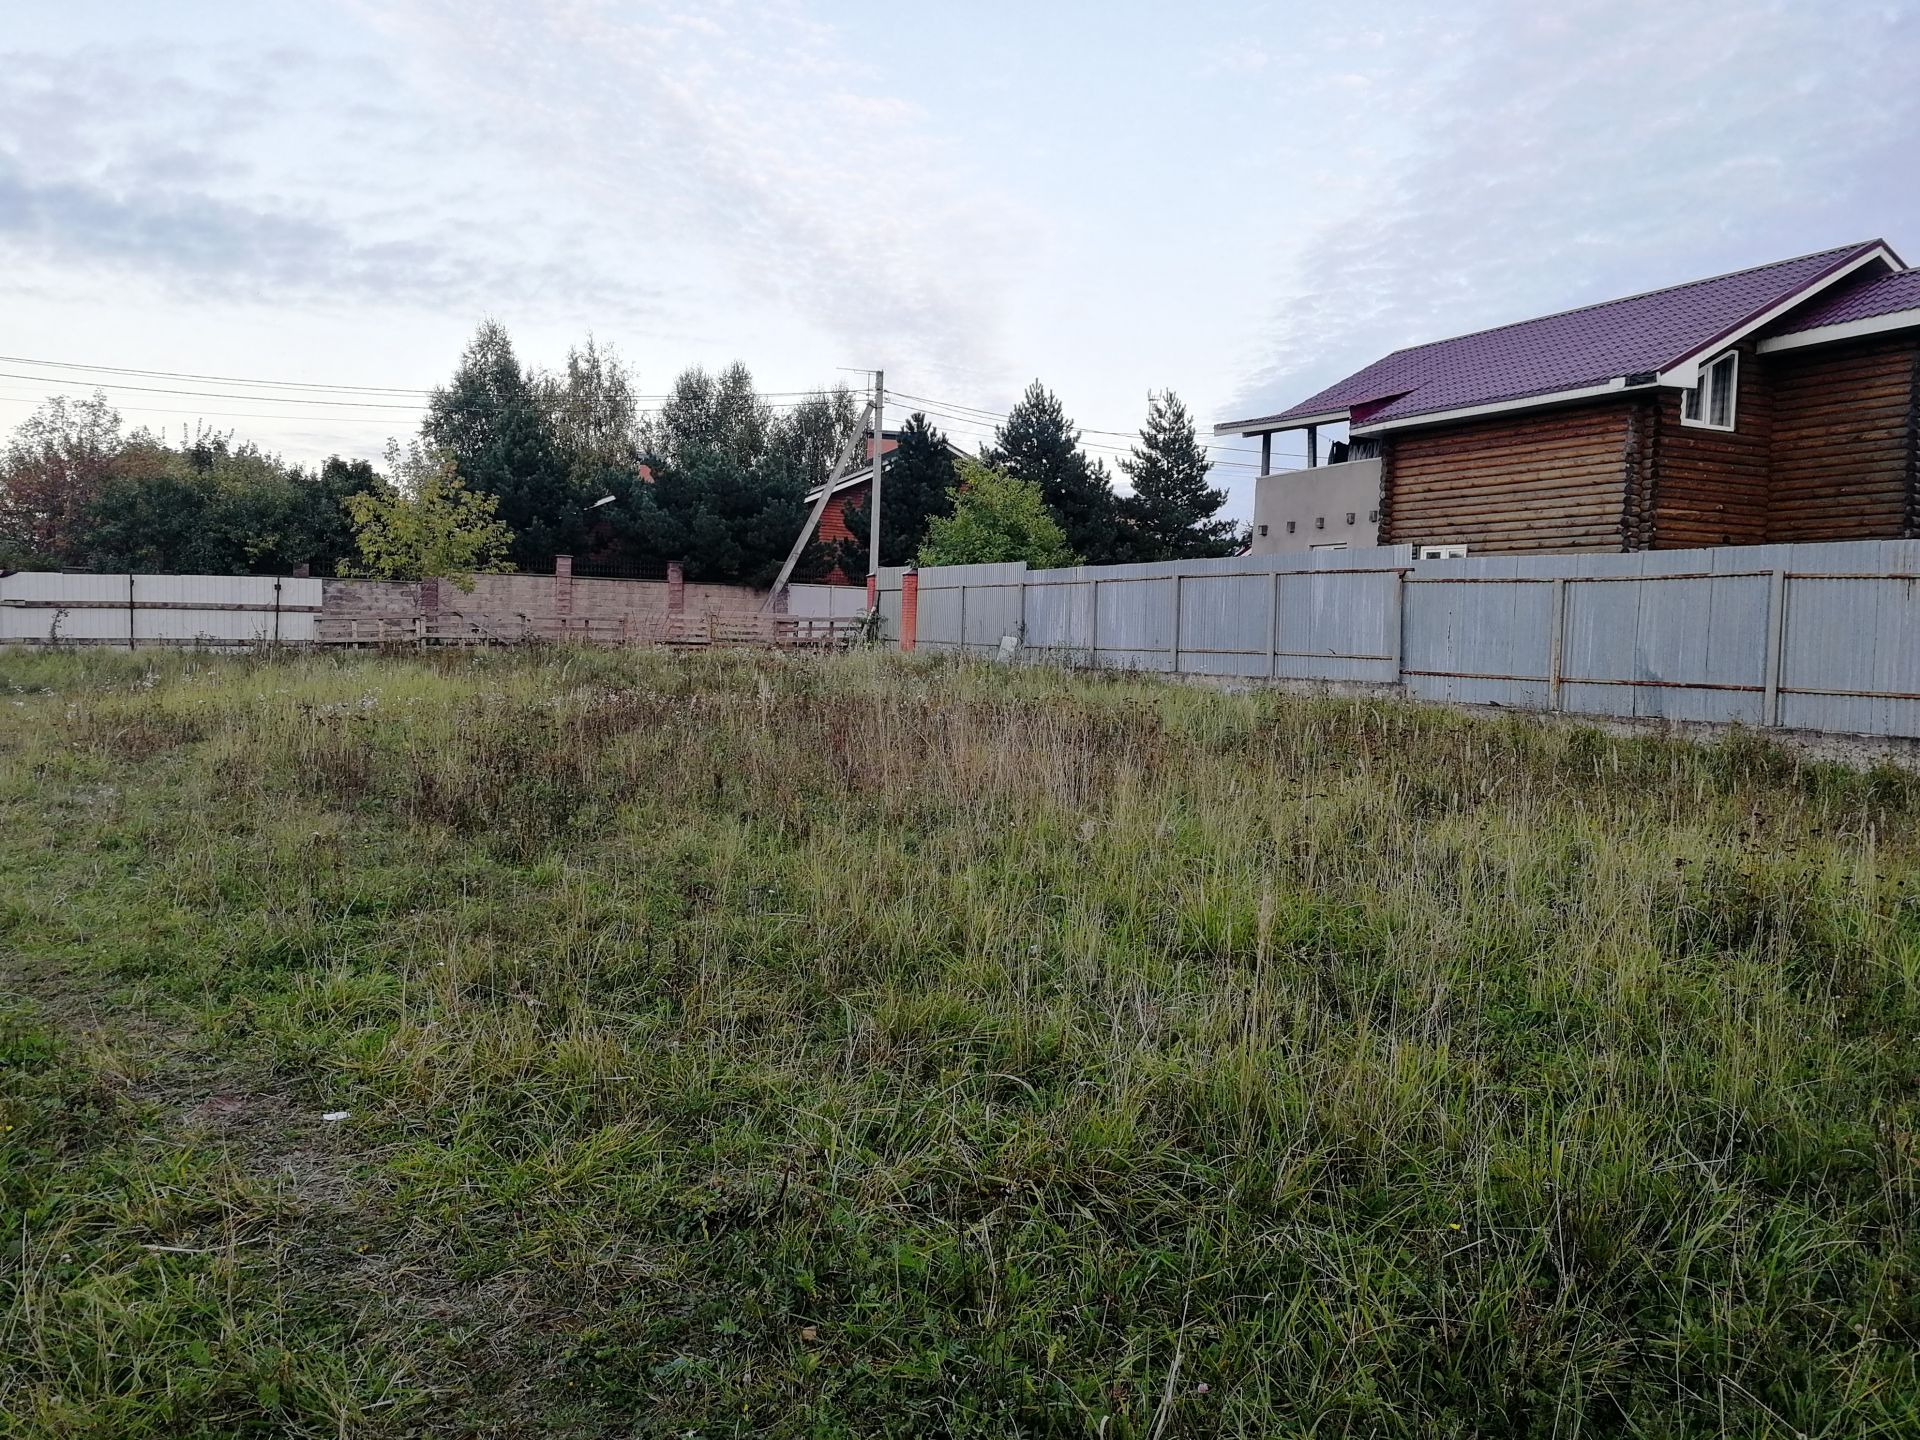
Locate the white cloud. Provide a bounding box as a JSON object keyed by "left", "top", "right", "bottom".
{"left": 1222, "top": 0, "right": 1920, "bottom": 423}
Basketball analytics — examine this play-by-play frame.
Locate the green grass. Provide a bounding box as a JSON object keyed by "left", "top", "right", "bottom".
{"left": 3, "top": 645, "right": 1919, "bottom": 1437}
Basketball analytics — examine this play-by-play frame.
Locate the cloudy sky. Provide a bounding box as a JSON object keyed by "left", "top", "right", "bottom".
{"left": 3, "top": 0, "right": 1917, "bottom": 513}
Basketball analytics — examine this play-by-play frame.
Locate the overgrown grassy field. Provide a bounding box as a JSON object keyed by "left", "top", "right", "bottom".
{"left": 4, "top": 648, "right": 1919, "bottom": 1438}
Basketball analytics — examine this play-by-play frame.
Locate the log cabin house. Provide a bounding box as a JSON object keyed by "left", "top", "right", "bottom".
{"left": 1219, "top": 241, "right": 1920, "bottom": 554}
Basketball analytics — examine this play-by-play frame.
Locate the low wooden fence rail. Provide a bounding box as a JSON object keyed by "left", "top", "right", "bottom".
{"left": 313, "top": 611, "right": 865, "bottom": 650}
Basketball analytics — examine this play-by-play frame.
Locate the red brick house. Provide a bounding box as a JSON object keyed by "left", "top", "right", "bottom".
{"left": 1218, "top": 241, "right": 1920, "bottom": 553}
{"left": 806, "top": 430, "right": 969, "bottom": 583}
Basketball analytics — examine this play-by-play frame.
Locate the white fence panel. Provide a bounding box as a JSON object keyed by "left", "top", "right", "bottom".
{"left": 0, "top": 573, "right": 321, "bottom": 645}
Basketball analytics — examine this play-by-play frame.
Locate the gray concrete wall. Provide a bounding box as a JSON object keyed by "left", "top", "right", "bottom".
{"left": 1249, "top": 458, "right": 1383, "bottom": 554}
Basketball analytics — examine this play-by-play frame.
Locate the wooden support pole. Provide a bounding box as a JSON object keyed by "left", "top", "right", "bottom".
{"left": 1390, "top": 571, "right": 1406, "bottom": 690}
{"left": 1168, "top": 572, "right": 1182, "bottom": 673}
{"left": 1547, "top": 576, "right": 1567, "bottom": 712}
{"left": 1763, "top": 568, "right": 1789, "bottom": 726}
{"left": 1307, "top": 425, "right": 1319, "bottom": 468}
{"left": 1260, "top": 432, "right": 1272, "bottom": 476}
{"left": 1268, "top": 570, "right": 1280, "bottom": 678}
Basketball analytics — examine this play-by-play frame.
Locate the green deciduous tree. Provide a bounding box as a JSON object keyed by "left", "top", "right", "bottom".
{"left": 78, "top": 428, "right": 379, "bottom": 575}
{"left": 343, "top": 442, "right": 514, "bottom": 588}
{"left": 917, "top": 461, "right": 1078, "bottom": 569}
{"left": 766, "top": 385, "right": 862, "bottom": 493}
{"left": 641, "top": 363, "right": 772, "bottom": 473}
{"left": 1120, "top": 390, "right": 1244, "bottom": 560}
{"left": 423, "top": 321, "right": 576, "bottom": 569}
{"left": 986, "top": 381, "right": 1124, "bottom": 564}
{"left": 836, "top": 411, "right": 959, "bottom": 584}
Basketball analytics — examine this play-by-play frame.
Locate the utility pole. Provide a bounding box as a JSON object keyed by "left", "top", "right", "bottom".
{"left": 763, "top": 398, "right": 876, "bottom": 610}
{"left": 866, "top": 369, "right": 885, "bottom": 613}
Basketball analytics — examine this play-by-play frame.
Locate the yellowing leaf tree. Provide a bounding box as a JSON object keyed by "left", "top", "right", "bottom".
{"left": 344, "top": 441, "right": 515, "bottom": 589}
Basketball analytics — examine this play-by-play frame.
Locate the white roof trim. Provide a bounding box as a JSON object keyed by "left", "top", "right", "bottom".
{"left": 1212, "top": 409, "right": 1347, "bottom": 437}
{"left": 1350, "top": 378, "right": 1639, "bottom": 436}
{"left": 804, "top": 465, "right": 875, "bottom": 503}
{"left": 1657, "top": 244, "right": 1903, "bottom": 382}
{"left": 1757, "top": 307, "right": 1920, "bottom": 354}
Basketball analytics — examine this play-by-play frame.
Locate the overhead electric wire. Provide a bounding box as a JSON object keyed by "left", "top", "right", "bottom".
{"left": 897, "top": 395, "right": 1290, "bottom": 470}
{"left": 889, "top": 388, "right": 1278, "bottom": 455}
{"left": 890, "top": 388, "right": 1304, "bottom": 464}
{"left": 0, "top": 354, "right": 435, "bottom": 396}
{"left": 0, "top": 351, "right": 839, "bottom": 402}
{"left": 0, "top": 351, "right": 1312, "bottom": 470}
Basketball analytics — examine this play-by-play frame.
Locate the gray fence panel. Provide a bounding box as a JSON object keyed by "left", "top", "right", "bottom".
{"left": 959, "top": 582, "right": 1025, "bottom": 654}
{"left": 1178, "top": 573, "right": 1273, "bottom": 677}
{"left": 1268, "top": 571, "right": 1401, "bottom": 684}
{"left": 1096, "top": 576, "right": 1175, "bottom": 671}
{"left": 1560, "top": 579, "right": 1643, "bottom": 719}
{"left": 1780, "top": 575, "right": 1920, "bottom": 736}
{"left": 890, "top": 540, "right": 1920, "bottom": 740}
{"left": 1615, "top": 574, "right": 1768, "bottom": 725}
{"left": 1022, "top": 581, "right": 1088, "bottom": 656}
{"left": 917, "top": 585, "right": 963, "bottom": 651}
{"left": 1403, "top": 576, "right": 1553, "bottom": 709}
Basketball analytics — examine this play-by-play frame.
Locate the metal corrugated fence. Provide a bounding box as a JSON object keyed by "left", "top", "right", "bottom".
{"left": 0, "top": 573, "right": 323, "bottom": 646}
{"left": 877, "top": 539, "right": 1920, "bottom": 740}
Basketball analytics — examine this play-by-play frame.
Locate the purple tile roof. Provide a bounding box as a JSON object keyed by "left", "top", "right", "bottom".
{"left": 1765, "top": 267, "right": 1920, "bottom": 335}
{"left": 1227, "top": 242, "right": 1893, "bottom": 432}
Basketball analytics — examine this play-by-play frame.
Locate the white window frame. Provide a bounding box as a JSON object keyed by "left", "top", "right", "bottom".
{"left": 1418, "top": 544, "right": 1468, "bottom": 560}
{"left": 1680, "top": 351, "right": 1739, "bottom": 432}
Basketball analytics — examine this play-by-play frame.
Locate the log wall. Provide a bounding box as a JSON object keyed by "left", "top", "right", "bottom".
{"left": 1374, "top": 330, "right": 1920, "bottom": 555}
{"left": 1382, "top": 402, "right": 1632, "bottom": 552}
{"left": 1764, "top": 335, "right": 1920, "bottom": 542}
{"left": 1648, "top": 342, "right": 1772, "bottom": 549}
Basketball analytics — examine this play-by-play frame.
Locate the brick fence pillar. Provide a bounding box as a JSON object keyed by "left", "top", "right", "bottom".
{"left": 554, "top": 555, "right": 573, "bottom": 637}
{"left": 900, "top": 569, "right": 919, "bottom": 652}
{"left": 666, "top": 561, "right": 685, "bottom": 614}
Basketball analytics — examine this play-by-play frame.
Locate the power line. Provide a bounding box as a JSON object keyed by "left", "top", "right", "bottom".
{"left": 897, "top": 396, "right": 1297, "bottom": 469}
{"left": 0, "top": 352, "right": 845, "bottom": 403}
{"left": 0, "top": 352, "right": 1310, "bottom": 469}
{"left": 890, "top": 389, "right": 1298, "bottom": 462}
{"left": 0, "top": 371, "right": 829, "bottom": 419}
{"left": 0, "top": 370, "right": 430, "bottom": 410}
{"left": 0, "top": 354, "right": 435, "bottom": 396}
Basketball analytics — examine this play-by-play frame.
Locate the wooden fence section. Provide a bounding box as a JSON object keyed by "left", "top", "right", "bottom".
{"left": 314, "top": 610, "right": 864, "bottom": 650}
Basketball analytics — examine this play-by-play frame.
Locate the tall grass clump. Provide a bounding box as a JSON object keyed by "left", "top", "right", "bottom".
{"left": 3, "top": 644, "right": 1919, "bottom": 1437}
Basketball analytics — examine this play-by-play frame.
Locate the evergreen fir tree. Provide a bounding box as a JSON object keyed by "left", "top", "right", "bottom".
{"left": 986, "top": 381, "right": 1125, "bottom": 563}
{"left": 836, "top": 411, "right": 959, "bottom": 582}
{"left": 608, "top": 363, "right": 836, "bottom": 586}
{"left": 1119, "top": 390, "right": 1244, "bottom": 560}
{"left": 422, "top": 321, "right": 578, "bottom": 570}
